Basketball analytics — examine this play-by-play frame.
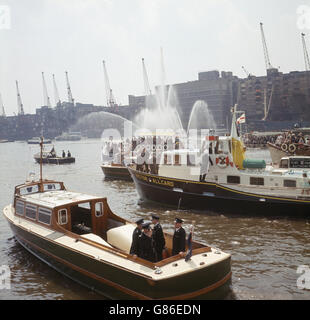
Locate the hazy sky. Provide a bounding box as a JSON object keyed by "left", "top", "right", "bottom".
{"left": 0, "top": 0, "right": 308, "bottom": 115}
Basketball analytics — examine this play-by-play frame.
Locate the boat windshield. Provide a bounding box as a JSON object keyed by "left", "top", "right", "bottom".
{"left": 20, "top": 184, "right": 39, "bottom": 195}
{"left": 43, "top": 183, "right": 62, "bottom": 191}
{"left": 289, "top": 158, "right": 310, "bottom": 169}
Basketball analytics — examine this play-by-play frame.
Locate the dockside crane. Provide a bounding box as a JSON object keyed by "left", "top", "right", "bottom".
{"left": 260, "top": 22, "right": 273, "bottom": 71}
{"left": 42, "top": 72, "right": 52, "bottom": 108}
{"left": 52, "top": 74, "right": 61, "bottom": 106}
{"left": 142, "top": 58, "right": 152, "bottom": 96}
{"left": 15, "top": 80, "right": 24, "bottom": 115}
{"left": 242, "top": 66, "right": 253, "bottom": 78}
{"left": 65, "top": 71, "right": 74, "bottom": 105}
{"left": 102, "top": 60, "right": 117, "bottom": 108}
{"left": 0, "top": 93, "right": 6, "bottom": 117}
{"left": 302, "top": 33, "right": 310, "bottom": 71}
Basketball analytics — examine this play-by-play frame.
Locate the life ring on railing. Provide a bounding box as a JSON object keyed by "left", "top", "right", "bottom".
{"left": 288, "top": 144, "right": 296, "bottom": 153}
{"left": 216, "top": 155, "right": 230, "bottom": 169}
{"left": 281, "top": 144, "right": 288, "bottom": 152}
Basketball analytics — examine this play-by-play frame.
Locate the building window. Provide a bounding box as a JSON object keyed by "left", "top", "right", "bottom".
{"left": 284, "top": 180, "right": 296, "bottom": 188}
{"left": 250, "top": 177, "right": 264, "bottom": 186}
{"left": 227, "top": 176, "right": 240, "bottom": 184}
{"left": 38, "top": 207, "right": 52, "bottom": 225}
{"left": 95, "top": 202, "right": 104, "bottom": 217}
{"left": 25, "top": 204, "right": 37, "bottom": 220}
{"left": 58, "top": 209, "right": 68, "bottom": 225}
{"left": 15, "top": 200, "right": 25, "bottom": 216}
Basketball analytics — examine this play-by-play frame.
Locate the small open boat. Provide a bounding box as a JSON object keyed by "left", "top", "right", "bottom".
{"left": 34, "top": 147, "right": 75, "bottom": 165}
{"left": 3, "top": 138, "right": 232, "bottom": 300}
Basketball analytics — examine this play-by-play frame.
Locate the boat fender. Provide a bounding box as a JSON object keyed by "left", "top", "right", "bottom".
{"left": 216, "top": 155, "right": 229, "bottom": 168}
{"left": 288, "top": 144, "right": 296, "bottom": 153}
{"left": 281, "top": 144, "right": 288, "bottom": 152}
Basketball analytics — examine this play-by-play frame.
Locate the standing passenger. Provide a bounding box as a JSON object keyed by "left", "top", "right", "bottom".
{"left": 138, "top": 222, "right": 157, "bottom": 262}
{"left": 129, "top": 218, "right": 144, "bottom": 257}
{"left": 172, "top": 218, "right": 186, "bottom": 256}
{"left": 151, "top": 214, "right": 166, "bottom": 261}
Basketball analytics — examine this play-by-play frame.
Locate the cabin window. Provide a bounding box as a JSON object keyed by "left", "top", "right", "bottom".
{"left": 20, "top": 185, "right": 39, "bottom": 195}
{"left": 174, "top": 155, "right": 181, "bottom": 166}
{"left": 227, "top": 176, "right": 240, "bottom": 184}
{"left": 187, "top": 154, "right": 195, "bottom": 166}
{"left": 284, "top": 180, "right": 297, "bottom": 188}
{"left": 25, "top": 204, "right": 37, "bottom": 220}
{"left": 95, "top": 202, "right": 104, "bottom": 217}
{"left": 280, "top": 159, "right": 289, "bottom": 169}
{"left": 58, "top": 209, "right": 68, "bottom": 225}
{"left": 289, "top": 158, "right": 310, "bottom": 169}
{"left": 43, "top": 183, "right": 61, "bottom": 191}
{"left": 15, "top": 200, "right": 25, "bottom": 216}
{"left": 250, "top": 177, "right": 264, "bottom": 186}
{"left": 38, "top": 207, "right": 52, "bottom": 225}
{"left": 164, "top": 154, "right": 172, "bottom": 166}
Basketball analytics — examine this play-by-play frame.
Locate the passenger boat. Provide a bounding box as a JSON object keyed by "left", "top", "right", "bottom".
{"left": 55, "top": 132, "right": 82, "bottom": 141}
{"left": 2, "top": 138, "right": 232, "bottom": 300}
{"left": 34, "top": 147, "right": 75, "bottom": 165}
{"left": 267, "top": 141, "right": 310, "bottom": 164}
{"left": 28, "top": 137, "right": 52, "bottom": 145}
{"left": 101, "top": 163, "right": 132, "bottom": 181}
{"left": 128, "top": 110, "right": 310, "bottom": 218}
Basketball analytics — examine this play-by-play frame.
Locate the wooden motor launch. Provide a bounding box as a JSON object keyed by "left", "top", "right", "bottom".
{"left": 2, "top": 138, "right": 231, "bottom": 300}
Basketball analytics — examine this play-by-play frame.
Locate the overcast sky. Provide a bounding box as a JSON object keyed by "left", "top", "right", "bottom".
{"left": 0, "top": 0, "right": 308, "bottom": 115}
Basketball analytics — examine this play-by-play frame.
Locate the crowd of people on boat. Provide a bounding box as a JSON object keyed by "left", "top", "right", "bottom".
{"left": 242, "top": 132, "right": 310, "bottom": 148}
{"left": 242, "top": 134, "right": 278, "bottom": 147}
{"left": 129, "top": 215, "right": 190, "bottom": 263}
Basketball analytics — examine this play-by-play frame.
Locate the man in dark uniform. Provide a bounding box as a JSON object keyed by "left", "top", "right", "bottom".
{"left": 138, "top": 222, "right": 157, "bottom": 263}
{"left": 129, "top": 218, "right": 144, "bottom": 257}
{"left": 151, "top": 214, "right": 166, "bottom": 261}
{"left": 172, "top": 218, "right": 186, "bottom": 256}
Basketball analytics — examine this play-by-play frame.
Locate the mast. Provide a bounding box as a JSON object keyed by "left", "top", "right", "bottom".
{"left": 65, "top": 71, "right": 74, "bottom": 105}
{"left": 52, "top": 74, "right": 61, "bottom": 106}
{"left": 102, "top": 60, "right": 117, "bottom": 107}
{"left": 42, "top": 72, "right": 52, "bottom": 107}
{"left": 39, "top": 137, "right": 43, "bottom": 183}
{"left": 142, "top": 58, "right": 152, "bottom": 96}
{"left": 16, "top": 80, "right": 25, "bottom": 115}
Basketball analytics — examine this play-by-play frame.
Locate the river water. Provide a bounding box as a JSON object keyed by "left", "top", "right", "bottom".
{"left": 0, "top": 140, "right": 309, "bottom": 300}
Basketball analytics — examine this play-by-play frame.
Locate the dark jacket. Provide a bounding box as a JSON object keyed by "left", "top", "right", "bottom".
{"left": 138, "top": 233, "right": 157, "bottom": 262}
{"left": 129, "top": 227, "right": 142, "bottom": 256}
{"left": 152, "top": 223, "right": 166, "bottom": 260}
{"left": 172, "top": 227, "right": 186, "bottom": 256}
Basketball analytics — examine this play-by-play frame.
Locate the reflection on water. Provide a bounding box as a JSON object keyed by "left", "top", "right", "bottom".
{"left": 0, "top": 141, "right": 309, "bottom": 300}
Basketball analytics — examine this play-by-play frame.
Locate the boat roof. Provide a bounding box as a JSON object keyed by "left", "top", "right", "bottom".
{"left": 18, "top": 190, "right": 101, "bottom": 209}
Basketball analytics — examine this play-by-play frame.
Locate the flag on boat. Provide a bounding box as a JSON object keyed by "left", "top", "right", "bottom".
{"left": 185, "top": 225, "right": 194, "bottom": 262}
{"left": 237, "top": 113, "right": 246, "bottom": 125}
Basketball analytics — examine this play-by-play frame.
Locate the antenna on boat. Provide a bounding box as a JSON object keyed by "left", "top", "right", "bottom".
{"left": 40, "top": 137, "right": 43, "bottom": 183}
